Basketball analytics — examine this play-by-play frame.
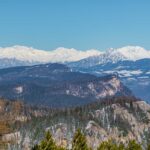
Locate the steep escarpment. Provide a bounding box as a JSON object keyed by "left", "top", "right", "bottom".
{"left": 68, "top": 56, "right": 150, "bottom": 103}
{"left": 0, "top": 63, "right": 131, "bottom": 107}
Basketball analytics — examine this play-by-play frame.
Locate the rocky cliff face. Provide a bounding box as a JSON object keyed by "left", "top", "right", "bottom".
{"left": 44, "top": 99, "right": 150, "bottom": 150}
{"left": 84, "top": 100, "right": 150, "bottom": 149}
{"left": 68, "top": 58, "right": 150, "bottom": 103}
{"left": 0, "top": 63, "right": 131, "bottom": 107}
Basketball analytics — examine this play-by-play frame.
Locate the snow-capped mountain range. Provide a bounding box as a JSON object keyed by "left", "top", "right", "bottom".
{"left": 68, "top": 46, "right": 150, "bottom": 68}
{"left": 0, "top": 45, "right": 150, "bottom": 102}
{"left": 0, "top": 45, "right": 150, "bottom": 69}
{"left": 107, "top": 46, "right": 150, "bottom": 61}
{"left": 0, "top": 45, "right": 102, "bottom": 63}
{"left": 0, "top": 46, "right": 150, "bottom": 65}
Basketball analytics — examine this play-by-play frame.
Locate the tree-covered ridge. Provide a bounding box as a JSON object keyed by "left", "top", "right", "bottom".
{"left": 32, "top": 130, "right": 150, "bottom": 150}
{"left": 1, "top": 96, "right": 150, "bottom": 149}
{"left": 0, "top": 62, "right": 132, "bottom": 107}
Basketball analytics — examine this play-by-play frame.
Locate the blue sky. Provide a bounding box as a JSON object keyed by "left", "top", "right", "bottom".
{"left": 0, "top": 0, "right": 150, "bottom": 51}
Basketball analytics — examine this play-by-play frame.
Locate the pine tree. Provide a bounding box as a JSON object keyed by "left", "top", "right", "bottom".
{"left": 40, "top": 131, "right": 57, "bottom": 150}
{"left": 118, "top": 143, "right": 125, "bottom": 150}
{"left": 72, "top": 129, "right": 89, "bottom": 150}
{"left": 126, "top": 140, "right": 142, "bottom": 150}
{"left": 97, "top": 140, "right": 118, "bottom": 150}
{"left": 32, "top": 131, "right": 66, "bottom": 150}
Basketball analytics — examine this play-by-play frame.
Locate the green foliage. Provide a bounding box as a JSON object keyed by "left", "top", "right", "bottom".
{"left": 72, "top": 129, "right": 89, "bottom": 150}
{"left": 39, "top": 131, "right": 57, "bottom": 150}
{"left": 118, "top": 143, "right": 125, "bottom": 150}
{"left": 147, "top": 144, "right": 150, "bottom": 150}
{"left": 97, "top": 140, "right": 119, "bottom": 150}
{"left": 31, "top": 131, "right": 65, "bottom": 150}
{"left": 126, "top": 140, "right": 142, "bottom": 150}
{"left": 32, "top": 130, "right": 150, "bottom": 150}
{"left": 97, "top": 140, "right": 142, "bottom": 150}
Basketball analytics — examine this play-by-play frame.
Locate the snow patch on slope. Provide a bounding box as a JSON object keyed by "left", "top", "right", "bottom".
{"left": 103, "top": 70, "right": 143, "bottom": 77}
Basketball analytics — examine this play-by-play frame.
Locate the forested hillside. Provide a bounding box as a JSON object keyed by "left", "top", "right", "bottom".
{"left": 1, "top": 96, "right": 150, "bottom": 149}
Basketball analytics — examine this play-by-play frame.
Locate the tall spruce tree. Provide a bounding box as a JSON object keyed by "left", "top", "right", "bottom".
{"left": 118, "top": 143, "right": 125, "bottom": 150}
{"left": 126, "top": 140, "right": 142, "bottom": 150}
{"left": 32, "top": 131, "right": 65, "bottom": 150}
{"left": 72, "top": 129, "right": 89, "bottom": 150}
{"left": 40, "top": 131, "right": 57, "bottom": 150}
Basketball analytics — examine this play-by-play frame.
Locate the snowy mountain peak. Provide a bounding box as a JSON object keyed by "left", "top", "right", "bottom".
{"left": 68, "top": 46, "right": 150, "bottom": 68}
{"left": 107, "top": 46, "right": 150, "bottom": 61}
{"left": 0, "top": 45, "right": 150, "bottom": 69}
{"left": 0, "top": 45, "right": 102, "bottom": 63}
